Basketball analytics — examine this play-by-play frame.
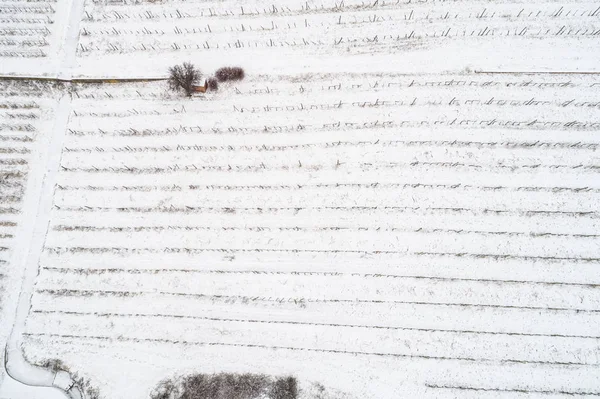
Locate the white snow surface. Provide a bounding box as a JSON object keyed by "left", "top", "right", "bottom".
{"left": 1, "top": 0, "right": 600, "bottom": 398}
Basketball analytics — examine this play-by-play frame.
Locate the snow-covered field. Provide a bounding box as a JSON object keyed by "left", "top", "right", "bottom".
{"left": 0, "top": 79, "right": 63, "bottom": 391}
{"left": 19, "top": 74, "right": 600, "bottom": 398}
{"left": 0, "top": 0, "right": 81, "bottom": 77}
{"left": 71, "top": 0, "right": 600, "bottom": 76}
{"left": 1, "top": 0, "right": 600, "bottom": 398}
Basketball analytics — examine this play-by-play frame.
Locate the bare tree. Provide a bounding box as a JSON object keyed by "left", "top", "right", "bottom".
{"left": 168, "top": 62, "right": 202, "bottom": 96}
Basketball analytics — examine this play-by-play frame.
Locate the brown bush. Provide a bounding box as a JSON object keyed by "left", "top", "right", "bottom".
{"left": 215, "top": 67, "right": 245, "bottom": 82}
{"left": 207, "top": 77, "right": 219, "bottom": 92}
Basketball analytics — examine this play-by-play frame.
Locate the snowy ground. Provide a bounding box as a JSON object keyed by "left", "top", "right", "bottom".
{"left": 0, "top": 79, "right": 64, "bottom": 392}
{"left": 1, "top": 0, "right": 600, "bottom": 398}
{"left": 19, "top": 73, "right": 600, "bottom": 399}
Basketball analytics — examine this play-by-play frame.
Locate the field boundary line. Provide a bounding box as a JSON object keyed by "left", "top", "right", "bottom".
{"left": 29, "top": 309, "right": 600, "bottom": 340}
{"left": 21, "top": 332, "right": 600, "bottom": 367}
{"left": 49, "top": 225, "right": 600, "bottom": 239}
{"left": 50, "top": 206, "right": 600, "bottom": 218}
{"left": 39, "top": 267, "right": 600, "bottom": 288}
{"left": 61, "top": 140, "right": 600, "bottom": 152}
{"left": 425, "top": 383, "right": 600, "bottom": 396}
{"left": 42, "top": 247, "right": 600, "bottom": 263}
{"left": 0, "top": 76, "right": 167, "bottom": 83}
{"left": 475, "top": 71, "right": 600, "bottom": 75}
{"left": 35, "top": 289, "right": 600, "bottom": 313}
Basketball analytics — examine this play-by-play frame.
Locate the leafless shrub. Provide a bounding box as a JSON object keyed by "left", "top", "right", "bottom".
{"left": 215, "top": 67, "right": 245, "bottom": 82}
{"left": 207, "top": 77, "right": 219, "bottom": 92}
{"left": 168, "top": 63, "right": 202, "bottom": 96}
{"left": 181, "top": 373, "right": 268, "bottom": 399}
{"left": 270, "top": 377, "right": 298, "bottom": 399}
{"left": 72, "top": 372, "right": 101, "bottom": 399}
{"left": 38, "top": 358, "right": 69, "bottom": 373}
{"left": 151, "top": 379, "right": 180, "bottom": 399}
{"left": 150, "top": 373, "right": 297, "bottom": 399}
{"left": 34, "top": 360, "right": 101, "bottom": 399}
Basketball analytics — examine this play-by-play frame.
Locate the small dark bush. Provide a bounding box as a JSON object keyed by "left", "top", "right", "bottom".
{"left": 207, "top": 77, "right": 219, "bottom": 92}
{"left": 168, "top": 62, "right": 202, "bottom": 96}
{"left": 270, "top": 377, "right": 298, "bottom": 399}
{"left": 151, "top": 380, "right": 180, "bottom": 399}
{"left": 215, "top": 67, "right": 245, "bottom": 82}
